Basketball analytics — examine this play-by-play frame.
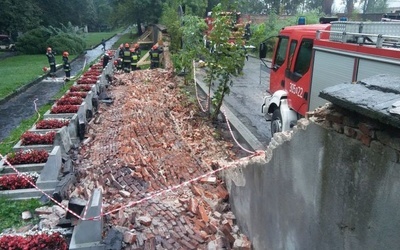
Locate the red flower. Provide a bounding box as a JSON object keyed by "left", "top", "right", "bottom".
{"left": 6, "top": 150, "right": 49, "bottom": 165}
{"left": 36, "top": 119, "right": 69, "bottom": 129}
{"left": 65, "top": 92, "right": 87, "bottom": 98}
{"left": 69, "top": 85, "right": 92, "bottom": 92}
{"left": 21, "top": 132, "right": 55, "bottom": 145}
{"left": 50, "top": 105, "right": 79, "bottom": 114}
{"left": 0, "top": 233, "right": 68, "bottom": 249}
{"left": 0, "top": 174, "right": 35, "bottom": 190}
{"left": 56, "top": 96, "right": 83, "bottom": 105}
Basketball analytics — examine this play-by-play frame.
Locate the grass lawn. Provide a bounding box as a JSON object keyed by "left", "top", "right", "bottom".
{"left": 0, "top": 31, "right": 121, "bottom": 101}
{"left": 0, "top": 197, "right": 42, "bottom": 232}
{"left": 82, "top": 32, "right": 117, "bottom": 49}
{"left": 111, "top": 31, "right": 139, "bottom": 50}
{"left": 0, "top": 54, "right": 67, "bottom": 100}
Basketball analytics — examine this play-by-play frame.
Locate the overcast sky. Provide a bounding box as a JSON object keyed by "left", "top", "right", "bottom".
{"left": 333, "top": 0, "right": 400, "bottom": 13}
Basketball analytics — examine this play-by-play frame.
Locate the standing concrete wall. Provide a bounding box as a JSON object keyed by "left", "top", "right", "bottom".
{"left": 225, "top": 117, "right": 400, "bottom": 249}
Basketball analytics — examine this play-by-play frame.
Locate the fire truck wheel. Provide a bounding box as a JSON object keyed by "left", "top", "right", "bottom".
{"left": 271, "top": 109, "right": 282, "bottom": 134}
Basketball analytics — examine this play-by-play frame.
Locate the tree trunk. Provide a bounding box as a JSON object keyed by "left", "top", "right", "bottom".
{"left": 137, "top": 19, "right": 143, "bottom": 36}
{"left": 346, "top": 0, "right": 354, "bottom": 15}
{"left": 322, "top": 0, "right": 334, "bottom": 15}
{"left": 211, "top": 79, "right": 228, "bottom": 121}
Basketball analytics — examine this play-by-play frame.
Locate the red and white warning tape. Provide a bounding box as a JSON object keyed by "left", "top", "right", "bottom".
{"left": 193, "top": 60, "right": 210, "bottom": 113}
{"left": 0, "top": 149, "right": 264, "bottom": 221}
{"left": 0, "top": 153, "right": 84, "bottom": 220}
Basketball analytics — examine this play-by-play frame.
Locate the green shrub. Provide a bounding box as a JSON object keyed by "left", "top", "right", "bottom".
{"left": 16, "top": 27, "right": 53, "bottom": 54}
{"left": 16, "top": 26, "right": 86, "bottom": 55}
{"left": 46, "top": 33, "right": 86, "bottom": 55}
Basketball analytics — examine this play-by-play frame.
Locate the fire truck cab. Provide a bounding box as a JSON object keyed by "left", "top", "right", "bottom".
{"left": 260, "top": 21, "right": 400, "bottom": 135}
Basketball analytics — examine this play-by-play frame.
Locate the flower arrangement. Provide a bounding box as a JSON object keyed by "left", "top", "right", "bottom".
{"left": 50, "top": 105, "right": 79, "bottom": 114}
{"left": 0, "top": 173, "right": 39, "bottom": 190}
{"left": 56, "top": 96, "right": 83, "bottom": 106}
{"left": 69, "top": 85, "right": 92, "bottom": 92}
{"left": 36, "top": 119, "right": 69, "bottom": 129}
{"left": 5, "top": 150, "right": 49, "bottom": 165}
{"left": 65, "top": 92, "right": 87, "bottom": 98}
{"left": 21, "top": 132, "right": 56, "bottom": 145}
{"left": 0, "top": 233, "right": 68, "bottom": 249}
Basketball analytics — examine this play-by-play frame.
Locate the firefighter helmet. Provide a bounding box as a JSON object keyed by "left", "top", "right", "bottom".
{"left": 63, "top": 51, "right": 69, "bottom": 57}
{"left": 125, "top": 43, "right": 130, "bottom": 48}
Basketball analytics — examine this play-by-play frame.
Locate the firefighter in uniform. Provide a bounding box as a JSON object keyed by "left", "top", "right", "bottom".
{"left": 62, "top": 51, "right": 71, "bottom": 81}
{"left": 102, "top": 50, "right": 110, "bottom": 69}
{"left": 149, "top": 44, "right": 163, "bottom": 69}
{"left": 123, "top": 43, "right": 132, "bottom": 73}
{"left": 131, "top": 46, "right": 141, "bottom": 71}
{"left": 118, "top": 44, "right": 124, "bottom": 59}
{"left": 46, "top": 47, "right": 56, "bottom": 77}
{"left": 134, "top": 43, "right": 141, "bottom": 56}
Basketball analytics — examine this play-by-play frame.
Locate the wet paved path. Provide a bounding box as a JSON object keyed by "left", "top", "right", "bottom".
{"left": 0, "top": 35, "right": 122, "bottom": 141}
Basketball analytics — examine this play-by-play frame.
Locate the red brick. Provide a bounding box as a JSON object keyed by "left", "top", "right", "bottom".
{"left": 193, "top": 218, "right": 207, "bottom": 231}
{"left": 326, "top": 111, "right": 343, "bottom": 124}
{"left": 188, "top": 231, "right": 205, "bottom": 244}
{"left": 358, "top": 122, "right": 375, "bottom": 138}
{"left": 359, "top": 134, "right": 372, "bottom": 147}
{"left": 188, "top": 198, "right": 198, "bottom": 215}
{"left": 221, "top": 224, "right": 236, "bottom": 245}
{"left": 161, "top": 238, "right": 175, "bottom": 250}
{"left": 198, "top": 204, "right": 209, "bottom": 223}
{"left": 343, "top": 126, "right": 356, "bottom": 138}
{"left": 179, "top": 239, "right": 197, "bottom": 250}
{"left": 190, "top": 184, "right": 204, "bottom": 196}
{"left": 216, "top": 185, "right": 229, "bottom": 200}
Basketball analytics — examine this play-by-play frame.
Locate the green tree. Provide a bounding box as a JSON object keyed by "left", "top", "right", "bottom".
{"left": 111, "top": 0, "right": 163, "bottom": 36}
{"left": 204, "top": 4, "right": 246, "bottom": 121}
{"left": 362, "top": 0, "right": 387, "bottom": 13}
{"left": 178, "top": 15, "right": 208, "bottom": 82}
{"left": 0, "top": 0, "right": 41, "bottom": 37}
{"left": 160, "top": 0, "right": 183, "bottom": 53}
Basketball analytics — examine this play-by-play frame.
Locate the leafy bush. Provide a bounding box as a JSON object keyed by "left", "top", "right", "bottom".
{"left": 16, "top": 27, "right": 53, "bottom": 54}
{"left": 46, "top": 32, "right": 86, "bottom": 55}
{"left": 248, "top": 9, "right": 324, "bottom": 56}
{"left": 16, "top": 25, "right": 86, "bottom": 55}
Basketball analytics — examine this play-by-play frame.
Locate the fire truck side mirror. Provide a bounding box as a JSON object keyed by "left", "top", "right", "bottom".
{"left": 259, "top": 42, "right": 267, "bottom": 59}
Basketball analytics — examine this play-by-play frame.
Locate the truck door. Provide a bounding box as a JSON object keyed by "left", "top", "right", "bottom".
{"left": 285, "top": 38, "right": 313, "bottom": 116}
{"left": 270, "top": 36, "right": 289, "bottom": 94}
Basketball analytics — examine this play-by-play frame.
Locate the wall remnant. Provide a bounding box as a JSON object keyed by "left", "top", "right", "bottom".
{"left": 223, "top": 102, "right": 400, "bottom": 249}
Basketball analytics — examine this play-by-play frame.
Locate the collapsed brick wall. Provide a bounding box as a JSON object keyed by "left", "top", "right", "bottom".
{"left": 71, "top": 68, "right": 252, "bottom": 249}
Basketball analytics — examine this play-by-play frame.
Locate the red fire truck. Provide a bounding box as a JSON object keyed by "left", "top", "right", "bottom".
{"left": 260, "top": 20, "right": 400, "bottom": 135}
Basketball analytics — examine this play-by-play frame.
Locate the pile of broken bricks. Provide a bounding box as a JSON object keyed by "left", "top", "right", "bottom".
{"left": 69, "top": 68, "right": 252, "bottom": 249}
